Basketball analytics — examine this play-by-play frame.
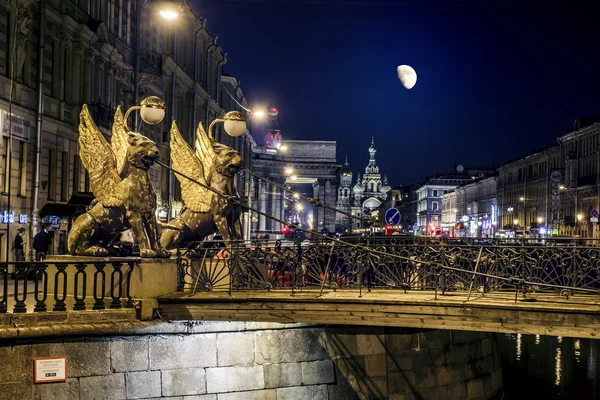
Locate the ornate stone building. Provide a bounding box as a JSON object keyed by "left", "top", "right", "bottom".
{"left": 335, "top": 138, "right": 390, "bottom": 231}
{"left": 0, "top": 0, "right": 252, "bottom": 261}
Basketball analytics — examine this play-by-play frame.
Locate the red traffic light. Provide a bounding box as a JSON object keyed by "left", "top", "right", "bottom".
{"left": 429, "top": 225, "right": 437, "bottom": 232}
{"left": 282, "top": 225, "right": 289, "bottom": 234}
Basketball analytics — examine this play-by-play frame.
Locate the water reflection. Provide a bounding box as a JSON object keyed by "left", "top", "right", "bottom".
{"left": 499, "top": 334, "right": 600, "bottom": 399}
{"left": 555, "top": 336, "right": 562, "bottom": 387}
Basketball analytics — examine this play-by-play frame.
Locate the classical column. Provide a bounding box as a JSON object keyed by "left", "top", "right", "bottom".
{"left": 93, "top": 57, "right": 104, "bottom": 103}
{"left": 313, "top": 179, "right": 326, "bottom": 232}
{"left": 324, "top": 178, "right": 337, "bottom": 232}
{"left": 280, "top": 187, "right": 286, "bottom": 226}
{"left": 58, "top": 34, "right": 69, "bottom": 101}
{"left": 72, "top": 42, "right": 85, "bottom": 106}
{"left": 103, "top": 64, "right": 112, "bottom": 105}
{"left": 64, "top": 41, "right": 73, "bottom": 104}
{"left": 258, "top": 179, "right": 267, "bottom": 232}
{"left": 273, "top": 185, "right": 281, "bottom": 233}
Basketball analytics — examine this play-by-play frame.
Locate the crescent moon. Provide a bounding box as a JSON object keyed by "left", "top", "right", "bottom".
{"left": 397, "top": 65, "right": 417, "bottom": 89}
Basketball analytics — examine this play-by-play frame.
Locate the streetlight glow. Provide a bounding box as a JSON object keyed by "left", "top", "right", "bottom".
{"left": 285, "top": 167, "right": 294, "bottom": 175}
{"left": 290, "top": 175, "right": 298, "bottom": 181}
{"left": 519, "top": 197, "right": 525, "bottom": 201}
{"left": 159, "top": 9, "right": 179, "bottom": 20}
{"left": 280, "top": 144, "right": 288, "bottom": 151}
{"left": 577, "top": 214, "right": 583, "bottom": 222}
{"left": 537, "top": 217, "right": 543, "bottom": 224}
{"left": 253, "top": 110, "right": 266, "bottom": 118}
{"left": 514, "top": 219, "right": 519, "bottom": 225}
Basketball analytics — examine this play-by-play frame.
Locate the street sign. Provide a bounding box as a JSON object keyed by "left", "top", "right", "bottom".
{"left": 591, "top": 217, "right": 599, "bottom": 223}
{"left": 551, "top": 170, "right": 562, "bottom": 183}
{"left": 385, "top": 208, "right": 401, "bottom": 225}
{"left": 591, "top": 209, "right": 599, "bottom": 218}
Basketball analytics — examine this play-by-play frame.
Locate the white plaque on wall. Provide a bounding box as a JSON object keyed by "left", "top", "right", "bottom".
{"left": 34, "top": 357, "right": 67, "bottom": 383}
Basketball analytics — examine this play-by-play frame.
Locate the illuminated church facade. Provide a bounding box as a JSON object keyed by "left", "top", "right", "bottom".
{"left": 336, "top": 138, "right": 391, "bottom": 231}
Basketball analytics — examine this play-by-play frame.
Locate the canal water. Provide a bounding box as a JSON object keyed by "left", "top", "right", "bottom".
{"left": 498, "top": 333, "right": 600, "bottom": 399}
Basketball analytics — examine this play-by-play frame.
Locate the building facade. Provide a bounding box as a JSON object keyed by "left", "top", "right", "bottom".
{"left": 415, "top": 168, "right": 493, "bottom": 234}
{"left": 440, "top": 190, "right": 457, "bottom": 235}
{"left": 557, "top": 121, "right": 600, "bottom": 237}
{"left": 0, "top": 0, "right": 251, "bottom": 260}
{"left": 497, "top": 145, "right": 561, "bottom": 234}
{"left": 416, "top": 177, "right": 463, "bottom": 233}
{"left": 455, "top": 175, "right": 498, "bottom": 237}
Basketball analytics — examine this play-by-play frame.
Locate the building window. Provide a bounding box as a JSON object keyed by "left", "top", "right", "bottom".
{"left": 432, "top": 189, "right": 438, "bottom": 197}
{"left": 61, "top": 151, "right": 69, "bottom": 201}
{"left": 19, "top": 142, "right": 27, "bottom": 197}
{"left": 0, "top": 8, "right": 11, "bottom": 78}
{"left": 432, "top": 201, "right": 439, "bottom": 211}
{"left": 48, "top": 150, "right": 57, "bottom": 201}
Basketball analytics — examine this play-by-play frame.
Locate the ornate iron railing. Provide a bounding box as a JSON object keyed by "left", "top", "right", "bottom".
{"left": 176, "top": 238, "right": 600, "bottom": 300}
{"left": 0, "top": 261, "right": 137, "bottom": 313}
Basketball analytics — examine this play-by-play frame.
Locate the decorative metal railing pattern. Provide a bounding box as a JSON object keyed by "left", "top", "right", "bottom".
{"left": 177, "top": 238, "right": 600, "bottom": 300}
{"left": 0, "top": 261, "right": 137, "bottom": 314}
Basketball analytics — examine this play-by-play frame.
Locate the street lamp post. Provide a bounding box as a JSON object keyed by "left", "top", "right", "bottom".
{"left": 519, "top": 196, "right": 526, "bottom": 231}
{"left": 132, "top": 1, "right": 183, "bottom": 130}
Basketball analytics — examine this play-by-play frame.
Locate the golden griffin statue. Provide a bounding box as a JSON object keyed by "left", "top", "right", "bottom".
{"left": 68, "top": 105, "right": 169, "bottom": 258}
{"left": 160, "top": 121, "right": 243, "bottom": 248}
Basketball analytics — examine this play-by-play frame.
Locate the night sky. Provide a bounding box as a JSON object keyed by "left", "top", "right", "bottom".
{"left": 194, "top": 0, "right": 600, "bottom": 186}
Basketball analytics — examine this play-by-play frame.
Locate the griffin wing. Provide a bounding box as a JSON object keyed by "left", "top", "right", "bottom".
{"left": 170, "top": 121, "right": 213, "bottom": 213}
{"left": 194, "top": 122, "right": 217, "bottom": 182}
{"left": 111, "top": 106, "right": 129, "bottom": 174}
{"left": 78, "top": 105, "right": 123, "bottom": 207}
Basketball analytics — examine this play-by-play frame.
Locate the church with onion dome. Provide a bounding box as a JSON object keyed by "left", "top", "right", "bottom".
{"left": 336, "top": 138, "right": 391, "bottom": 231}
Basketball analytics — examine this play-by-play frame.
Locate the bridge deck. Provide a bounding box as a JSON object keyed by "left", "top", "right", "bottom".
{"left": 158, "top": 290, "right": 600, "bottom": 339}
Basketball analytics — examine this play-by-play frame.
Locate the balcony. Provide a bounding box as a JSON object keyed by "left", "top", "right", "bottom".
{"left": 141, "top": 49, "right": 163, "bottom": 78}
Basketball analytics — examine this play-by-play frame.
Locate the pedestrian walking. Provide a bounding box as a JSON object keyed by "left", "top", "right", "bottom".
{"left": 13, "top": 227, "right": 26, "bottom": 262}
{"left": 32, "top": 225, "right": 52, "bottom": 261}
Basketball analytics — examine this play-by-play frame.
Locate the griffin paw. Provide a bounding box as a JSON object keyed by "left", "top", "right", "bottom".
{"left": 78, "top": 246, "right": 109, "bottom": 257}
{"left": 140, "top": 249, "right": 158, "bottom": 258}
{"left": 140, "top": 248, "right": 171, "bottom": 258}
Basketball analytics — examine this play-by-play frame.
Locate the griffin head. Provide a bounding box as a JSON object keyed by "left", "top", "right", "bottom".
{"left": 127, "top": 132, "right": 160, "bottom": 170}
{"left": 213, "top": 143, "right": 243, "bottom": 177}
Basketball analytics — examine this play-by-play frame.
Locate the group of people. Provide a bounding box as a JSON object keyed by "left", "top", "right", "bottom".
{"left": 12, "top": 225, "right": 52, "bottom": 262}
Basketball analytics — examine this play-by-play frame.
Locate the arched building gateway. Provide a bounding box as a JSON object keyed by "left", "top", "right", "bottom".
{"left": 336, "top": 138, "right": 391, "bottom": 232}
{"left": 251, "top": 140, "right": 340, "bottom": 238}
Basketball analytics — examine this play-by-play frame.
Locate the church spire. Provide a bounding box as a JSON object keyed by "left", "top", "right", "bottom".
{"left": 344, "top": 154, "right": 348, "bottom": 165}
{"left": 368, "top": 137, "right": 377, "bottom": 166}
